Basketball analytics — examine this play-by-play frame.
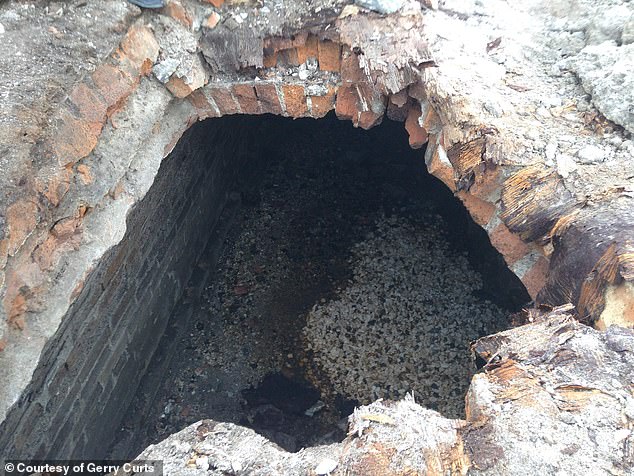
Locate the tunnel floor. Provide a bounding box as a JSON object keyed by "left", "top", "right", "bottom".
{"left": 109, "top": 114, "right": 529, "bottom": 457}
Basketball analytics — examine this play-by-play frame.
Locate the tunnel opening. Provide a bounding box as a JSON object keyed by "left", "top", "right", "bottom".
{"left": 0, "top": 111, "right": 531, "bottom": 461}
{"left": 102, "top": 112, "right": 529, "bottom": 457}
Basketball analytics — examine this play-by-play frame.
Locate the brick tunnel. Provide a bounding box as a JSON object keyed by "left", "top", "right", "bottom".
{"left": 0, "top": 111, "right": 531, "bottom": 459}
{"left": 1, "top": 0, "right": 633, "bottom": 472}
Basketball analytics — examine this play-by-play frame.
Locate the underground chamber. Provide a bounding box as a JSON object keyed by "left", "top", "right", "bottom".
{"left": 0, "top": 113, "right": 530, "bottom": 460}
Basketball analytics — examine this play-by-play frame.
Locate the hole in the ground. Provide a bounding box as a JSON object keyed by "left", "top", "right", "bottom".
{"left": 0, "top": 111, "right": 532, "bottom": 460}
{"left": 102, "top": 113, "right": 529, "bottom": 457}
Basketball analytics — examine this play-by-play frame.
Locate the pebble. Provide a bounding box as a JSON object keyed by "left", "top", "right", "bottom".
{"left": 195, "top": 457, "right": 210, "bottom": 471}
{"left": 315, "top": 458, "right": 338, "bottom": 475}
{"left": 576, "top": 144, "right": 604, "bottom": 164}
{"left": 556, "top": 154, "right": 577, "bottom": 178}
{"left": 0, "top": 23, "right": 5, "bottom": 35}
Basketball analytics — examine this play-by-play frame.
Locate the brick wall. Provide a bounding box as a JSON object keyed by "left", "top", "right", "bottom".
{"left": 0, "top": 116, "right": 257, "bottom": 459}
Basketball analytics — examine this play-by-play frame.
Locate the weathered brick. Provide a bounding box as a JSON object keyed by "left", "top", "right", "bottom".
{"left": 405, "top": 103, "right": 428, "bottom": 149}
{"left": 277, "top": 48, "right": 300, "bottom": 66}
{"left": 340, "top": 48, "right": 364, "bottom": 84}
{"left": 0, "top": 238, "right": 8, "bottom": 269}
{"left": 358, "top": 110, "right": 384, "bottom": 130}
{"left": 490, "top": 222, "right": 531, "bottom": 266}
{"left": 116, "top": 24, "right": 159, "bottom": 76}
{"left": 421, "top": 102, "right": 441, "bottom": 133}
{"left": 91, "top": 63, "right": 137, "bottom": 116}
{"left": 188, "top": 89, "right": 219, "bottom": 119}
{"left": 334, "top": 86, "right": 360, "bottom": 122}
{"left": 53, "top": 109, "right": 101, "bottom": 164}
{"left": 521, "top": 256, "right": 549, "bottom": 299}
{"left": 204, "top": 11, "right": 220, "bottom": 29}
{"left": 77, "top": 164, "right": 93, "bottom": 185}
{"left": 207, "top": 86, "right": 239, "bottom": 115}
{"left": 310, "top": 86, "right": 336, "bottom": 118}
{"left": 387, "top": 90, "right": 410, "bottom": 122}
{"left": 408, "top": 81, "right": 426, "bottom": 101}
{"left": 162, "top": 0, "right": 193, "bottom": 28}
{"left": 167, "top": 77, "right": 195, "bottom": 98}
{"left": 425, "top": 139, "right": 456, "bottom": 191}
{"left": 45, "top": 176, "right": 70, "bottom": 210}
{"left": 6, "top": 200, "right": 38, "bottom": 256}
{"left": 232, "top": 83, "right": 260, "bottom": 114}
{"left": 318, "top": 40, "right": 341, "bottom": 71}
{"left": 166, "top": 57, "right": 208, "bottom": 98}
{"left": 254, "top": 83, "right": 283, "bottom": 115}
{"left": 456, "top": 191, "right": 496, "bottom": 226}
{"left": 297, "top": 35, "right": 318, "bottom": 63}
{"left": 8, "top": 292, "right": 27, "bottom": 329}
{"left": 281, "top": 84, "right": 308, "bottom": 117}
{"left": 263, "top": 50, "right": 278, "bottom": 68}
{"left": 387, "top": 99, "right": 409, "bottom": 122}
{"left": 69, "top": 82, "right": 108, "bottom": 126}
{"left": 203, "top": 0, "right": 224, "bottom": 6}
{"left": 390, "top": 89, "right": 409, "bottom": 108}
{"left": 469, "top": 167, "right": 503, "bottom": 202}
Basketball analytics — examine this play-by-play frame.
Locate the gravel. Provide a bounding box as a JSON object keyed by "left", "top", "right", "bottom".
{"left": 304, "top": 214, "right": 508, "bottom": 418}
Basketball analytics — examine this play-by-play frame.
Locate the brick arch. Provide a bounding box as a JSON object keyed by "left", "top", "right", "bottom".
{"left": 175, "top": 34, "right": 550, "bottom": 302}
{"left": 4, "top": 4, "right": 633, "bottom": 431}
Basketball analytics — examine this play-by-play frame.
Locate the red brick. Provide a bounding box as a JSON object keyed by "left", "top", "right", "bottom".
{"left": 91, "top": 64, "right": 137, "bottom": 116}
{"left": 203, "top": 0, "right": 224, "bottom": 6}
{"left": 207, "top": 86, "right": 239, "bottom": 115}
{"left": 387, "top": 99, "right": 409, "bottom": 122}
{"left": 163, "top": 0, "right": 193, "bottom": 28}
{"left": 340, "top": 48, "right": 364, "bottom": 84}
{"left": 358, "top": 110, "right": 384, "bottom": 130}
{"left": 297, "top": 35, "right": 318, "bottom": 63}
{"left": 277, "top": 48, "right": 300, "bottom": 66}
{"left": 470, "top": 167, "right": 502, "bottom": 202}
{"left": 69, "top": 82, "right": 107, "bottom": 126}
{"left": 334, "top": 86, "right": 360, "bottom": 122}
{"left": 188, "top": 90, "right": 219, "bottom": 119}
{"left": 456, "top": 191, "right": 496, "bottom": 226}
{"left": 37, "top": 168, "right": 73, "bottom": 208}
{"left": 318, "top": 40, "right": 342, "bottom": 72}
{"left": 522, "top": 256, "right": 549, "bottom": 299}
{"left": 118, "top": 25, "right": 159, "bottom": 70}
{"left": 6, "top": 200, "right": 38, "bottom": 256}
{"left": 281, "top": 84, "right": 308, "bottom": 117}
{"left": 404, "top": 103, "right": 428, "bottom": 149}
{"left": 490, "top": 222, "right": 531, "bottom": 266}
{"left": 263, "top": 50, "right": 278, "bottom": 68}
{"left": 166, "top": 77, "right": 194, "bottom": 98}
{"left": 204, "top": 11, "right": 220, "bottom": 29}
{"left": 77, "top": 164, "right": 93, "bottom": 185}
{"left": 390, "top": 89, "right": 409, "bottom": 107}
{"left": 254, "top": 83, "right": 283, "bottom": 115}
{"left": 232, "top": 83, "right": 260, "bottom": 114}
{"left": 53, "top": 109, "right": 100, "bottom": 164}
{"left": 310, "top": 87, "right": 336, "bottom": 118}
{"left": 426, "top": 140, "right": 456, "bottom": 192}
